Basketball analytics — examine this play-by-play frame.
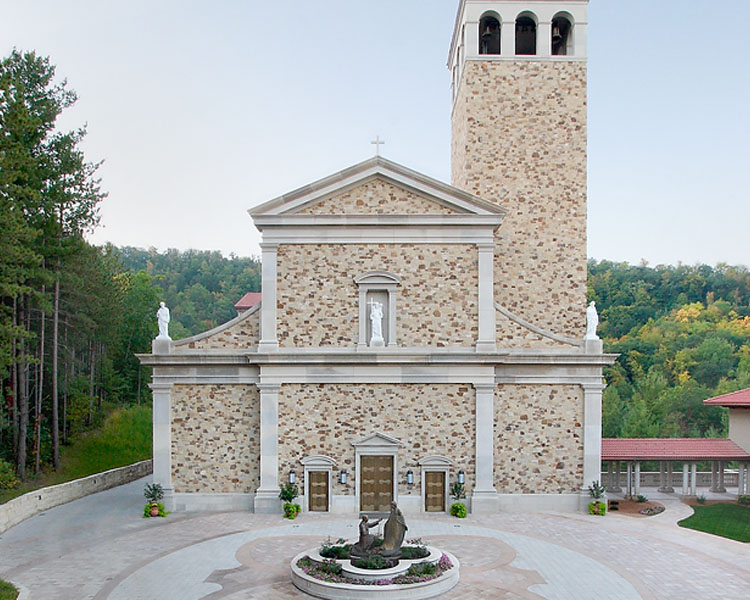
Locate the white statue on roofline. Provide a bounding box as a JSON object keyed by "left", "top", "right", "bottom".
{"left": 369, "top": 299, "right": 385, "bottom": 347}
{"left": 156, "top": 302, "right": 171, "bottom": 339}
{"left": 585, "top": 301, "right": 599, "bottom": 340}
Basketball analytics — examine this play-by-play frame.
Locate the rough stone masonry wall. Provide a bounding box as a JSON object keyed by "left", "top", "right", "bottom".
{"left": 277, "top": 244, "right": 478, "bottom": 347}
{"left": 183, "top": 310, "right": 260, "bottom": 350}
{"left": 297, "top": 178, "right": 458, "bottom": 215}
{"left": 171, "top": 384, "right": 259, "bottom": 493}
{"left": 452, "top": 61, "right": 588, "bottom": 344}
{"left": 278, "top": 384, "right": 476, "bottom": 499}
{"left": 494, "top": 384, "right": 584, "bottom": 494}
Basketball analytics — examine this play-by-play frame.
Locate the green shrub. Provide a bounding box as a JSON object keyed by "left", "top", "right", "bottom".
{"left": 449, "top": 481, "right": 465, "bottom": 501}
{"left": 279, "top": 482, "right": 299, "bottom": 503}
{"left": 636, "top": 494, "right": 648, "bottom": 503}
{"left": 697, "top": 494, "right": 707, "bottom": 505}
{"left": 400, "top": 545, "right": 430, "bottom": 559}
{"left": 588, "top": 480, "right": 606, "bottom": 499}
{"left": 406, "top": 561, "right": 437, "bottom": 577}
{"left": 351, "top": 555, "right": 395, "bottom": 570}
{"left": 320, "top": 544, "right": 350, "bottom": 559}
{"left": 588, "top": 501, "right": 606, "bottom": 516}
{"left": 143, "top": 482, "right": 164, "bottom": 503}
{"left": 143, "top": 502, "right": 168, "bottom": 518}
{"left": 319, "top": 558, "right": 343, "bottom": 576}
{"left": 738, "top": 495, "right": 750, "bottom": 506}
{"left": 283, "top": 502, "right": 301, "bottom": 519}
{"left": 0, "top": 459, "right": 19, "bottom": 490}
{"left": 450, "top": 502, "right": 467, "bottom": 518}
{"left": 0, "top": 579, "right": 18, "bottom": 600}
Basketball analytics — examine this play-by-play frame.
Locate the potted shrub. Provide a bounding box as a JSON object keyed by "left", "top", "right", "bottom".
{"left": 449, "top": 480, "right": 467, "bottom": 518}
{"left": 279, "top": 482, "right": 301, "bottom": 519}
{"left": 143, "top": 482, "right": 167, "bottom": 518}
{"left": 588, "top": 480, "right": 607, "bottom": 516}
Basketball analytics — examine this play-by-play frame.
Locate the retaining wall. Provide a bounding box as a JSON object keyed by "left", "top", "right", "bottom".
{"left": 0, "top": 459, "right": 152, "bottom": 534}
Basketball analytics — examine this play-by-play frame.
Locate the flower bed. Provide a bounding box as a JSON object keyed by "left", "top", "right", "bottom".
{"left": 297, "top": 553, "right": 453, "bottom": 586}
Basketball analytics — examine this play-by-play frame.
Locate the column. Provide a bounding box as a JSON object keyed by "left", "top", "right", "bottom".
{"left": 690, "top": 462, "right": 697, "bottom": 496}
{"left": 465, "top": 19, "right": 479, "bottom": 59}
{"left": 254, "top": 383, "right": 281, "bottom": 513}
{"left": 682, "top": 463, "right": 689, "bottom": 496}
{"left": 476, "top": 243, "right": 497, "bottom": 352}
{"left": 582, "top": 384, "right": 605, "bottom": 489}
{"left": 614, "top": 461, "right": 622, "bottom": 492}
{"left": 710, "top": 461, "right": 719, "bottom": 492}
{"left": 150, "top": 383, "right": 174, "bottom": 511}
{"left": 626, "top": 462, "right": 633, "bottom": 498}
{"left": 665, "top": 461, "right": 674, "bottom": 493}
{"left": 537, "top": 21, "right": 552, "bottom": 57}
{"left": 658, "top": 461, "right": 666, "bottom": 492}
{"left": 472, "top": 383, "right": 498, "bottom": 514}
{"left": 258, "top": 243, "right": 279, "bottom": 352}
{"left": 634, "top": 462, "right": 641, "bottom": 496}
{"left": 718, "top": 461, "right": 726, "bottom": 493}
{"left": 501, "top": 20, "right": 515, "bottom": 56}
{"left": 607, "top": 462, "right": 614, "bottom": 491}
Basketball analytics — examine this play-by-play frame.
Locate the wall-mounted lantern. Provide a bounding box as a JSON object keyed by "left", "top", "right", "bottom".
{"left": 458, "top": 469, "right": 465, "bottom": 485}
{"left": 340, "top": 470, "right": 348, "bottom": 485}
{"left": 289, "top": 470, "right": 296, "bottom": 485}
{"left": 406, "top": 469, "right": 414, "bottom": 485}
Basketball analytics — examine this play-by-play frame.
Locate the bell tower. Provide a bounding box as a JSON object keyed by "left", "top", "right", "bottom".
{"left": 449, "top": 0, "right": 589, "bottom": 342}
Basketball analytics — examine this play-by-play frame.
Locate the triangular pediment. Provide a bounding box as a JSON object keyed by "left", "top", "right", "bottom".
{"left": 351, "top": 431, "right": 404, "bottom": 448}
{"left": 249, "top": 156, "right": 505, "bottom": 218}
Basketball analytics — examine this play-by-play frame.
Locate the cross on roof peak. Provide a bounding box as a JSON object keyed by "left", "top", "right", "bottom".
{"left": 371, "top": 136, "right": 385, "bottom": 156}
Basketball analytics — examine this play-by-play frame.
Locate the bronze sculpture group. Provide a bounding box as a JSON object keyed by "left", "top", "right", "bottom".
{"left": 350, "top": 501, "right": 408, "bottom": 559}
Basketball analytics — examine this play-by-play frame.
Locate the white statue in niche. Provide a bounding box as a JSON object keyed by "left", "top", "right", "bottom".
{"left": 156, "top": 302, "right": 171, "bottom": 339}
{"left": 585, "top": 301, "right": 599, "bottom": 340}
{"left": 368, "top": 299, "right": 385, "bottom": 347}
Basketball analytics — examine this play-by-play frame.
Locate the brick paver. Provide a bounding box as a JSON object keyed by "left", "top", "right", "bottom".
{"left": 0, "top": 479, "right": 748, "bottom": 599}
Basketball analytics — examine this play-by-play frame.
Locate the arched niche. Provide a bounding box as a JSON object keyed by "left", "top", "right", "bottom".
{"left": 479, "top": 12, "right": 501, "bottom": 55}
{"left": 515, "top": 12, "right": 537, "bottom": 56}
{"left": 551, "top": 12, "right": 574, "bottom": 56}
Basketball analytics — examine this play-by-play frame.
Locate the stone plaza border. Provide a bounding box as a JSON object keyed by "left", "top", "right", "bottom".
{"left": 0, "top": 459, "right": 152, "bottom": 534}
{"left": 290, "top": 548, "right": 460, "bottom": 600}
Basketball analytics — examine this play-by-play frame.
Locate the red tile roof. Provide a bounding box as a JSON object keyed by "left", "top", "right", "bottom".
{"left": 602, "top": 438, "right": 750, "bottom": 461}
{"left": 234, "top": 292, "right": 262, "bottom": 311}
{"left": 703, "top": 388, "right": 750, "bottom": 407}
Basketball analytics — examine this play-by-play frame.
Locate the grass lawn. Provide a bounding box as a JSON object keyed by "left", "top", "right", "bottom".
{"left": 678, "top": 503, "right": 750, "bottom": 542}
{"left": 0, "top": 580, "right": 18, "bottom": 600}
{"left": 0, "top": 405, "right": 152, "bottom": 505}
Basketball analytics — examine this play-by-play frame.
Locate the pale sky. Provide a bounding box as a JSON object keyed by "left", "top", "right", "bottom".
{"left": 3, "top": 1, "right": 748, "bottom": 267}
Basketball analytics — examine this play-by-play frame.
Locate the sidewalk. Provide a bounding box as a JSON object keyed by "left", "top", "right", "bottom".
{"left": 0, "top": 479, "right": 747, "bottom": 599}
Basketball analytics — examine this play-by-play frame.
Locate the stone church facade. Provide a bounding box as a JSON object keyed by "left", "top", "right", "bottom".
{"left": 140, "top": 0, "right": 614, "bottom": 515}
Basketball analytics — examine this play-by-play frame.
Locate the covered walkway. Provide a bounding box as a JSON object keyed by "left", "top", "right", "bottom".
{"left": 602, "top": 438, "right": 750, "bottom": 497}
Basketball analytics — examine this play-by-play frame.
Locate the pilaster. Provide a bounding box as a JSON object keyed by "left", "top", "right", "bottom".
{"left": 150, "top": 382, "right": 174, "bottom": 511}
{"left": 258, "top": 243, "right": 279, "bottom": 352}
{"left": 254, "top": 382, "right": 281, "bottom": 513}
{"left": 582, "top": 383, "right": 605, "bottom": 489}
{"left": 476, "top": 243, "right": 497, "bottom": 352}
{"left": 472, "top": 383, "right": 498, "bottom": 513}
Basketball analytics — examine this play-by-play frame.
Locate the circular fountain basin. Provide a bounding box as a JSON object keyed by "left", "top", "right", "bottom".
{"left": 291, "top": 545, "right": 459, "bottom": 599}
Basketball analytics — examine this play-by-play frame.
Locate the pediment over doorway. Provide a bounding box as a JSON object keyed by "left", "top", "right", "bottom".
{"left": 351, "top": 432, "right": 405, "bottom": 449}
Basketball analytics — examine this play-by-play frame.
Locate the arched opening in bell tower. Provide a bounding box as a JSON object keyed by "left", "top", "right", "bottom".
{"left": 479, "top": 13, "right": 501, "bottom": 55}
{"left": 515, "top": 13, "right": 537, "bottom": 56}
{"left": 551, "top": 14, "right": 574, "bottom": 56}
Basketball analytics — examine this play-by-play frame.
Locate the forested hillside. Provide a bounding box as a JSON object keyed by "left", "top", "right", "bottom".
{"left": 116, "top": 247, "right": 260, "bottom": 339}
{"left": 589, "top": 260, "right": 750, "bottom": 438}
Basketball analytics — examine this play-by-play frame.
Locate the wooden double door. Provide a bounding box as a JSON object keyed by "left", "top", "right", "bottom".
{"left": 425, "top": 471, "right": 446, "bottom": 512}
{"left": 308, "top": 471, "right": 329, "bottom": 512}
{"left": 360, "top": 455, "right": 393, "bottom": 512}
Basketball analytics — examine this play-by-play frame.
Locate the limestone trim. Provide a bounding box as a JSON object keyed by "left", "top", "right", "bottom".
{"left": 172, "top": 301, "right": 261, "bottom": 348}
{"left": 149, "top": 382, "right": 174, "bottom": 509}
{"left": 258, "top": 243, "right": 278, "bottom": 352}
{"left": 418, "top": 455, "right": 454, "bottom": 513}
{"left": 249, "top": 156, "right": 506, "bottom": 218}
{"left": 582, "top": 383, "right": 606, "bottom": 490}
{"left": 495, "top": 302, "right": 582, "bottom": 347}
{"left": 301, "top": 455, "right": 337, "bottom": 513}
{"left": 355, "top": 271, "right": 401, "bottom": 349}
{"left": 477, "top": 244, "right": 496, "bottom": 351}
{"left": 255, "top": 383, "right": 280, "bottom": 513}
{"left": 352, "top": 432, "right": 404, "bottom": 512}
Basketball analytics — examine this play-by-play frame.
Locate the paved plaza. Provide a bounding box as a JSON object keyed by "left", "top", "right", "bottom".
{"left": 0, "top": 478, "right": 747, "bottom": 599}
